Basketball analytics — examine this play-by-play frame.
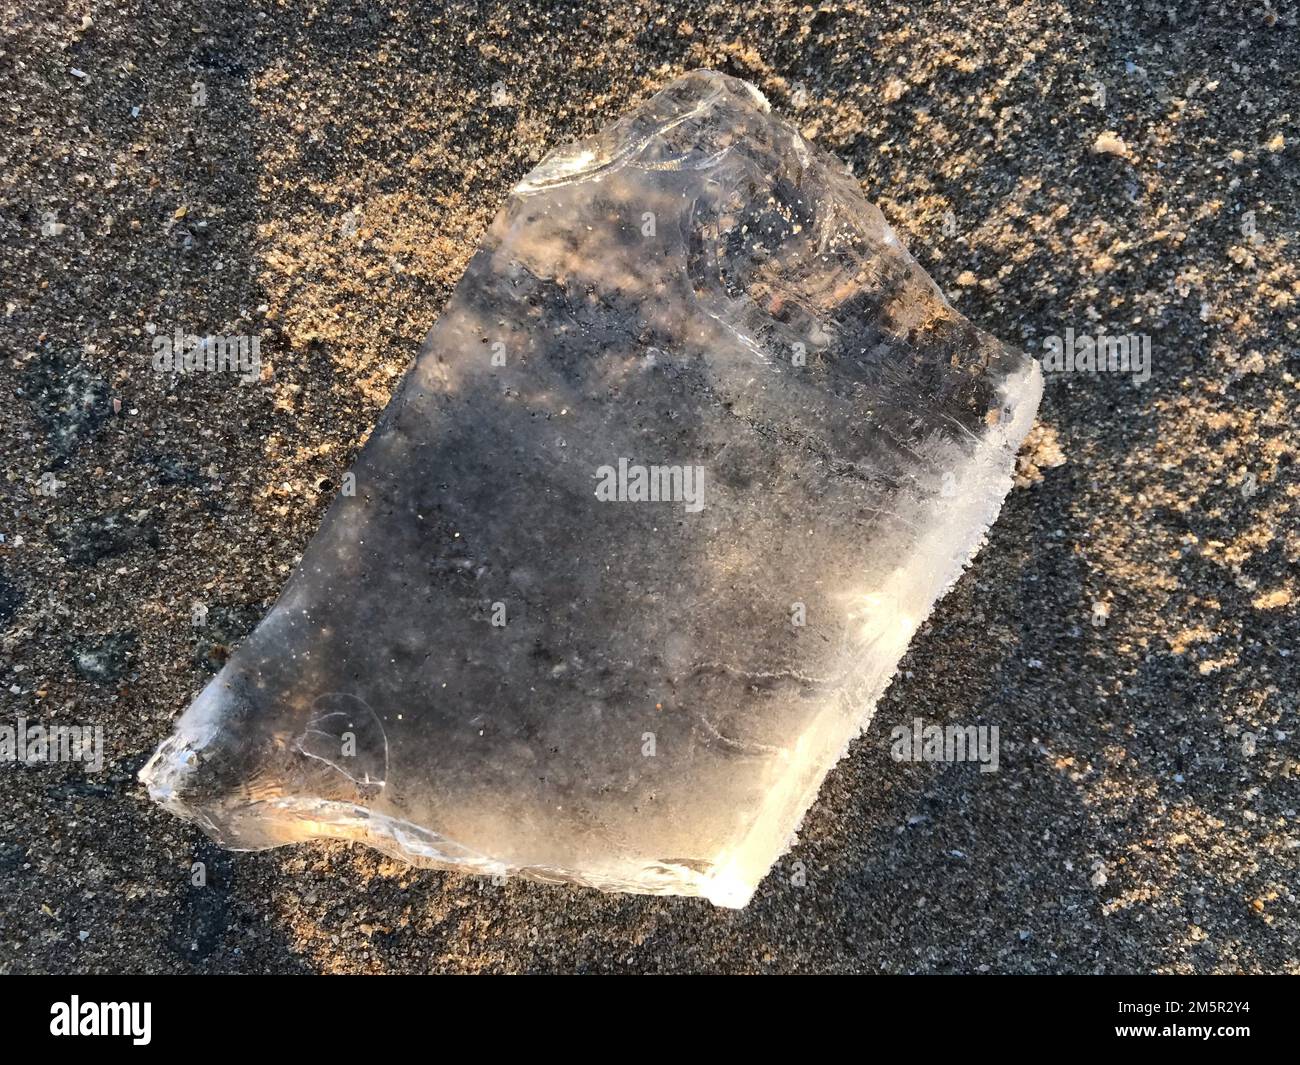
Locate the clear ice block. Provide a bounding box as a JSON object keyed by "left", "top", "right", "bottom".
{"left": 141, "top": 70, "right": 1042, "bottom": 907}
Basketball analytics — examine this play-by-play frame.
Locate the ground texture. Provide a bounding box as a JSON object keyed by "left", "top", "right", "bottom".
{"left": 0, "top": 0, "right": 1296, "bottom": 973}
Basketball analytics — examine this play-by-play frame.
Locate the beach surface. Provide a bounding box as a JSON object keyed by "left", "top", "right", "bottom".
{"left": 0, "top": 0, "right": 1295, "bottom": 973}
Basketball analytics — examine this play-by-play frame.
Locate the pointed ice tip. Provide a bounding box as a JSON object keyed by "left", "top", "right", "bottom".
{"left": 516, "top": 69, "right": 772, "bottom": 195}
{"left": 138, "top": 729, "right": 194, "bottom": 804}
{"left": 137, "top": 729, "right": 231, "bottom": 844}
{"left": 656, "top": 68, "right": 771, "bottom": 110}
{"left": 682, "top": 68, "right": 772, "bottom": 111}
{"left": 702, "top": 869, "right": 759, "bottom": 909}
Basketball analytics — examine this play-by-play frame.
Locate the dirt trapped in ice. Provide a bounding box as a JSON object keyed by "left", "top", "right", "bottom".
{"left": 142, "top": 72, "right": 1042, "bottom": 906}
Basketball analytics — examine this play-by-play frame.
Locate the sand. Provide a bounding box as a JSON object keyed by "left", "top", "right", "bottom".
{"left": 0, "top": 0, "right": 1295, "bottom": 973}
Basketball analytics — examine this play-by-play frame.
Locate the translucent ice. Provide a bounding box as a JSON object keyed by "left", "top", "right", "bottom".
{"left": 141, "top": 71, "right": 1042, "bottom": 907}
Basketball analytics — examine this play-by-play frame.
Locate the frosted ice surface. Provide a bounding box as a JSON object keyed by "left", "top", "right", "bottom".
{"left": 141, "top": 71, "right": 1042, "bottom": 907}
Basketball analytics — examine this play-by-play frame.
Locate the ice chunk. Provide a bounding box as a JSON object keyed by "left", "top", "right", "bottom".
{"left": 140, "top": 71, "right": 1042, "bottom": 907}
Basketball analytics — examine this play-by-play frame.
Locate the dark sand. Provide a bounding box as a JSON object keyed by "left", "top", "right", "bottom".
{"left": 0, "top": 1, "right": 1295, "bottom": 973}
